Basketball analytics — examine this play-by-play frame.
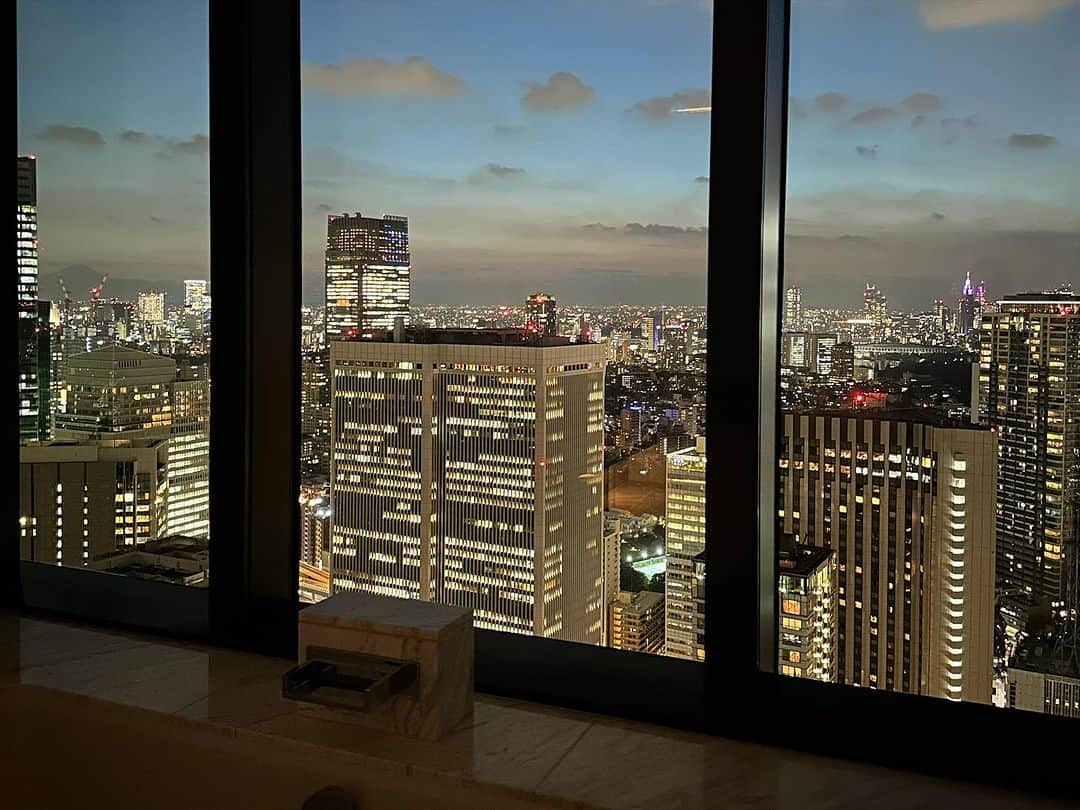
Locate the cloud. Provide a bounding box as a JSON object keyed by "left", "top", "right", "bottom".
{"left": 849, "top": 106, "right": 897, "bottom": 125}
{"left": 317, "top": 203, "right": 332, "bottom": 212}
{"left": 931, "top": 211, "right": 947, "bottom": 220}
{"left": 815, "top": 92, "right": 849, "bottom": 112}
{"left": 919, "top": 0, "right": 1079, "bottom": 29}
{"left": 582, "top": 223, "right": 617, "bottom": 232}
{"left": 149, "top": 215, "right": 167, "bottom": 224}
{"left": 302, "top": 57, "right": 468, "bottom": 97}
{"left": 470, "top": 163, "right": 527, "bottom": 181}
{"left": 522, "top": 72, "right": 595, "bottom": 112}
{"left": 789, "top": 99, "right": 808, "bottom": 120}
{"left": 120, "top": 129, "right": 209, "bottom": 157}
{"left": 38, "top": 124, "right": 105, "bottom": 147}
{"left": 911, "top": 115, "right": 928, "bottom": 128}
{"left": 1008, "top": 132, "right": 1058, "bottom": 149}
{"left": 901, "top": 92, "right": 943, "bottom": 113}
{"left": 623, "top": 223, "right": 707, "bottom": 238}
{"left": 695, "top": 176, "right": 709, "bottom": 184}
{"left": 855, "top": 145, "right": 879, "bottom": 157}
{"left": 629, "top": 88, "right": 710, "bottom": 121}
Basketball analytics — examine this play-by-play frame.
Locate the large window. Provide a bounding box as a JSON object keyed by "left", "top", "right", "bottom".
{"left": 775, "top": 0, "right": 1079, "bottom": 719}
{"left": 297, "top": 0, "right": 711, "bottom": 658}
{"left": 17, "top": 1, "right": 210, "bottom": 588}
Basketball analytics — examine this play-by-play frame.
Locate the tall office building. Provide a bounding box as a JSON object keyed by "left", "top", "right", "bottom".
{"left": 778, "top": 543, "right": 836, "bottom": 682}
{"left": 784, "top": 285, "right": 802, "bottom": 331}
{"left": 17, "top": 155, "right": 41, "bottom": 441}
{"left": 830, "top": 342, "right": 855, "bottom": 381}
{"left": 863, "top": 283, "right": 889, "bottom": 341}
{"left": 608, "top": 591, "right": 665, "bottom": 654}
{"left": 957, "top": 272, "right": 978, "bottom": 338}
{"left": 781, "top": 331, "right": 810, "bottom": 369}
{"left": 665, "top": 437, "right": 706, "bottom": 661}
{"left": 778, "top": 412, "right": 996, "bottom": 703}
{"left": 324, "top": 213, "right": 411, "bottom": 341}
{"left": 525, "top": 291, "right": 558, "bottom": 337}
{"left": 54, "top": 346, "right": 176, "bottom": 440}
{"left": 137, "top": 290, "right": 166, "bottom": 338}
{"left": 184, "top": 279, "right": 209, "bottom": 316}
{"left": 167, "top": 374, "right": 210, "bottom": 538}
{"left": 978, "top": 292, "right": 1080, "bottom": 613}
{"left": 329, "top": 328, "right": 606, "bottom": 644}
{"left": 35, "top": 300, "right": 53, "bottom": 440}
{"left": 20, "top": 439, "right": 170, "bottom": 565}
{"left": 300, "top": 484, "right": 332, "bottom": 568}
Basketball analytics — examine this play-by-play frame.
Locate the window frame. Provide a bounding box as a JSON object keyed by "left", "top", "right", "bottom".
{"left": 10, "top": 0, "right": 1079, "bottom": 798}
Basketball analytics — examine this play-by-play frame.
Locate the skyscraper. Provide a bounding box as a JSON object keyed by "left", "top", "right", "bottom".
{"left": 167, "top": 373, "right": 210, "bottom": 538}
{"left": 324, "top": 213, "right": 411, "bottom": 341}
{"left": 137, "top": 290, "right": 166, "bottom": 339}
{"left": 863, "top": 282, "right": 889, "bottom": 342}
{"left": 184, "top": 279, "right": 209, "bottom": 315}
{"left": 329, "top": 328, "right": 606, "bottom": 644}
{"left": 778, "top": 412, "right": 997, "bottom": 703}
{"left": 784, "top": 285, "right": 802, "bottom": 331}
{"left": 17, "top": 155, "right": 41, "bottom": 441}
{"left": 525, "top": 291, "right": 557, "bottom": 337}
{"left": 979, "top": 292, "right": 1080, "bottom": 613}
{"left": 958, "top": 271, "right": 978, "bottom": 337}
{"left": 665, "top": 437, "right": 706, "bottom": 661}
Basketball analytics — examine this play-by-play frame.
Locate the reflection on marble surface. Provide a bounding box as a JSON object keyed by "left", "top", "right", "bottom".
{"left": 2, "top": 612, "right": 1073, "bottom": 810}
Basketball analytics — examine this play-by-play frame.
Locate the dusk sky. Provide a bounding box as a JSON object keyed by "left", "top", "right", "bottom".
{"left": 17, "top": 0, "right": 1080, "bottom": 309}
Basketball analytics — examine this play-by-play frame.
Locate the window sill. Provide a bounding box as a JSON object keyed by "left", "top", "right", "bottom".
{"left": 1, "top": 612, "right": 1062, "bottom": 809}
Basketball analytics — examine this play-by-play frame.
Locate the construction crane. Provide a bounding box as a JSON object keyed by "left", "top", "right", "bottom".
{"left": 89, "top": 273, "right": 109, "bottom": 303}
{"left": 56, "top": 276, "right": 73, "bottom": 319}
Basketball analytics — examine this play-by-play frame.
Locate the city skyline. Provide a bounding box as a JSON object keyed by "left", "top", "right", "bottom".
{"left": 16, "top": 0, "right": 1080, "bottom": 308}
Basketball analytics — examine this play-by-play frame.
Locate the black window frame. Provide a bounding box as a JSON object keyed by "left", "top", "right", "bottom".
{"left": 10, "top": 0, "right": 1078, "bottom": 798}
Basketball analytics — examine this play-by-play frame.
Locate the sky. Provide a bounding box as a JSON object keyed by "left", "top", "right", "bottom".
{"left": 17, "top": 0, "right": 1080, "bottom": 309}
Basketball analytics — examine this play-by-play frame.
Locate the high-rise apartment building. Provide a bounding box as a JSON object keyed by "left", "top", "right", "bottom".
{"left": 525, "top": 291, "right": 558, "bottom": 337}
{"left": 979, "top": 293, "right": 1079, "bottom": 614}
{"left": 778, "top": 543, "right": 836, "bottom": 682}
{"left": 784, "top": 285, "right": 802, "bottom": 331}
{"left": 17, "top": 155, "right": 41, "bottom": 441}
{"left": 329, "top": 328, "right": 606, "bottom": 644}
{"left": 778, "top": 412, "right": 996, "bottom": 703}
{"left": 20, "top": 439, "right": 170, "bottom": 565}
{"left": 324, "top": 213, "right": 410, "bottom": 341}
{"left": 665, "top": 437, "right": 706, "bottom": 661}
{"left": 608, "top": 591, "right": 665, "bottom": 654}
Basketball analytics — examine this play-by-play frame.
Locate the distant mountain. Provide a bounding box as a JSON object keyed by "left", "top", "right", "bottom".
{"left": 40, "top": 265, "right": 191, "bottom": 307}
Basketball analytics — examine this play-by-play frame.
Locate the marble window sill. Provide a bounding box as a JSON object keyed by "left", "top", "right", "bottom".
{"left": 1, "top": 612, "right": 1068, "bottom": 809}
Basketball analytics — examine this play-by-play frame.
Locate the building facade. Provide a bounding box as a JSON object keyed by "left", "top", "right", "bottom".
{"left": 608, "top": 590, "right": 665, "bottom": 654}
{"left": 167, "top": 374, "right": 210, "bottom": 538}
{"left": 17, "top": 155, "right": 41, "bottom": 442}
{"left": 20, "top": 439, "right": 169, "bottom": 566}
{"left": 324, "top": 213, "right": 410, "bottom": 341}
{"left": 778, "top": 412, "right": 996, "bottom": 703}
{"left": 978, "top": 293, "right": 1079, "bottom": 614}
{"left": 665, "top": 438, "right": 706, "bottom": 661}
{"left": 329, "top": 329, "right": 606, "bottom": 644}
{"left": 778, "top": 543, "right": 836, "bottom": 682}
{"left": 525, "top": 291, "right": 558, "bottom": 337}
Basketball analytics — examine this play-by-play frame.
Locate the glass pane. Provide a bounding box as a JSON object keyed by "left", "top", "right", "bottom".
{"left": 18, "top": 1, "right": 210, "bottom": 586}
{"left": 776, "top": 1, "right": 1079, "bottom": 715}
{"left": 300, "top": 0, "right": 711, "bottom": 657}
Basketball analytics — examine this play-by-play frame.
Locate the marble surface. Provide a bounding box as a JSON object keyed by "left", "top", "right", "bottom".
{"left": 2, "top": 611, "right": 1074, "bottom": 810}
{"left": 300, "top": 591, "right": 472, "bottom": 639}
